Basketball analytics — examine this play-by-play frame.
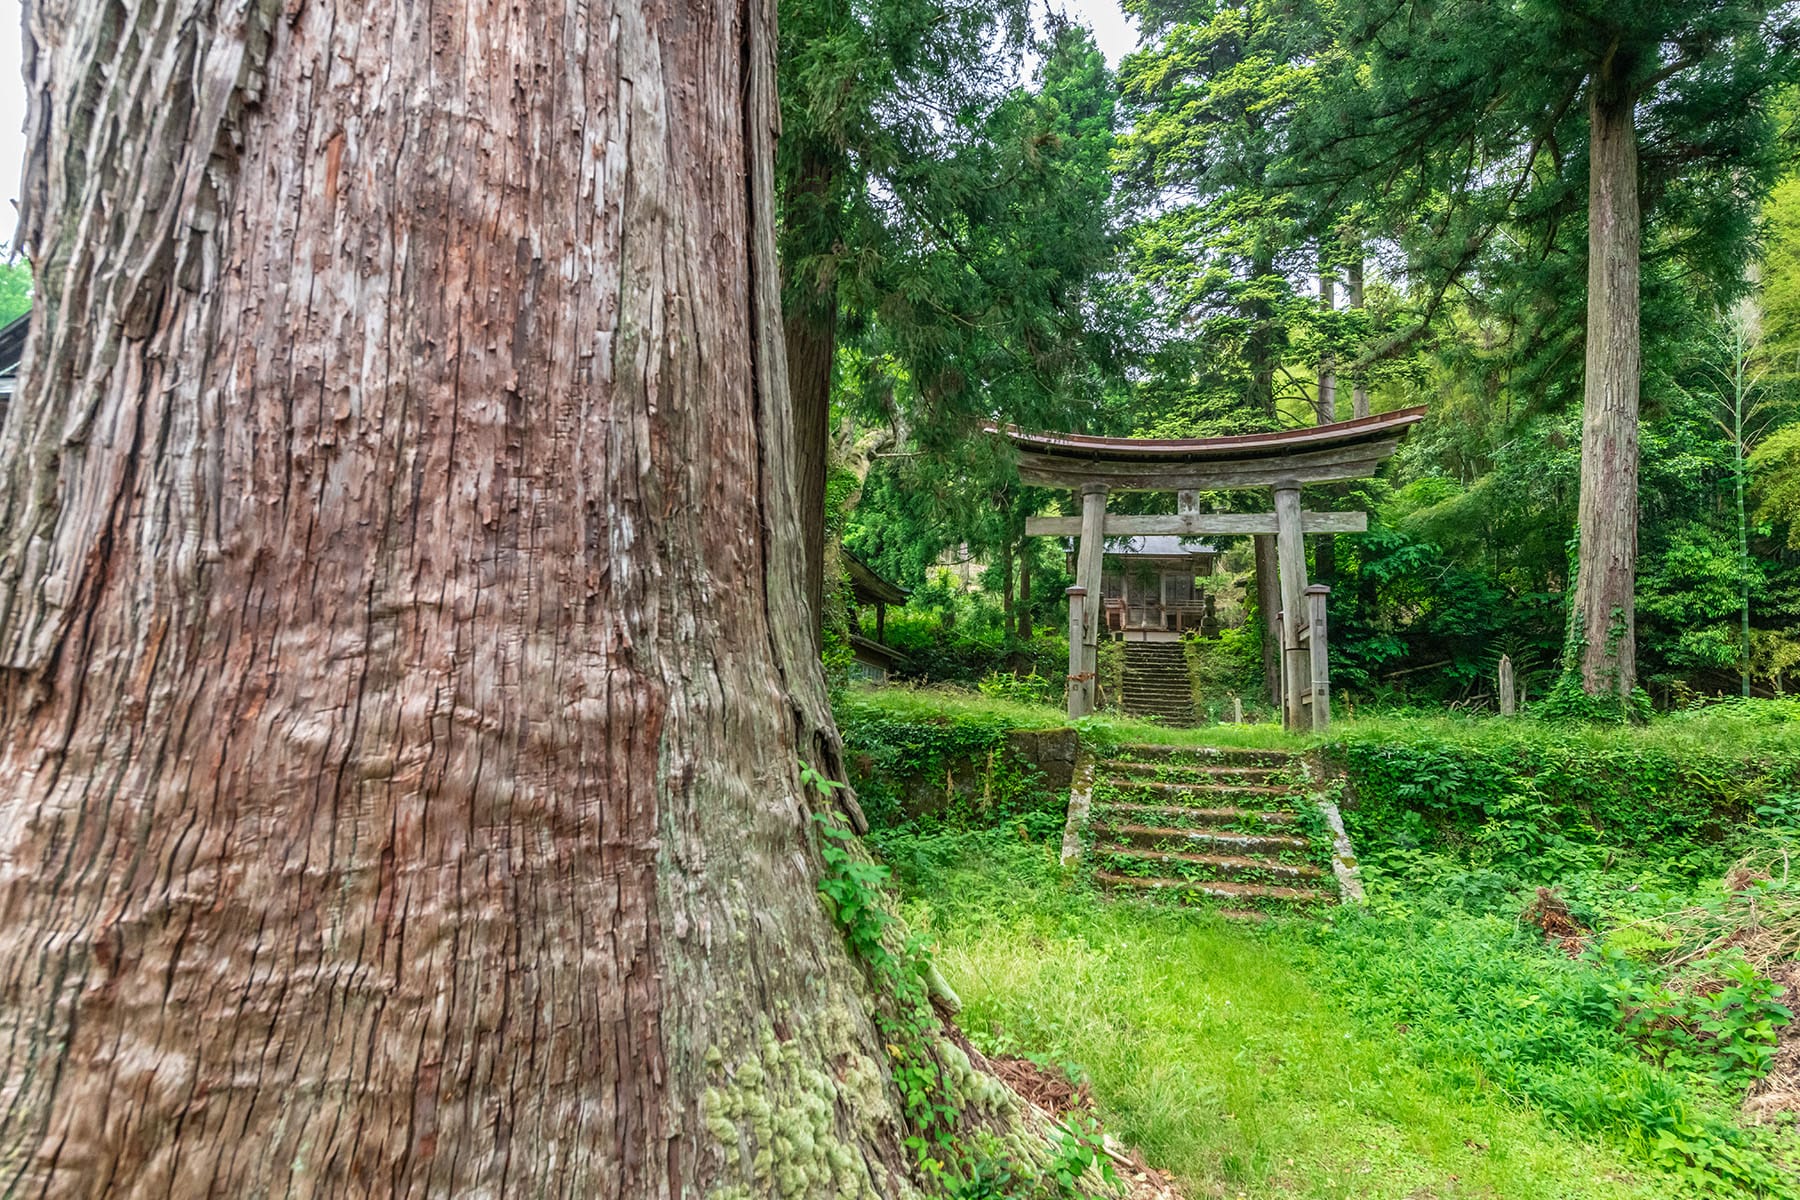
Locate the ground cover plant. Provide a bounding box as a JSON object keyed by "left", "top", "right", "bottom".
{"left": 843, "top": 687, "right": 1800, "bottom": 1197}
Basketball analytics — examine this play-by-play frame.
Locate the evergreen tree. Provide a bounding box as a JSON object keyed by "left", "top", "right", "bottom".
{"left": 1292, "top": 0, "right": 1800, "bottom": 704}
{"left": 1116, "top": 0, "right": 1344, "bottom": 430}
{"left": 779, "top": 8, "right": 1120, "bottom": 635}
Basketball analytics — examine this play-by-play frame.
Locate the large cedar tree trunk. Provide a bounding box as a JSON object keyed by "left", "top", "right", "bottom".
{"left": 1571, "top": 76, "right": 1642, "bottom": 700}
{"left": 0, "top": 0, "right": 945, "bottom": 1193}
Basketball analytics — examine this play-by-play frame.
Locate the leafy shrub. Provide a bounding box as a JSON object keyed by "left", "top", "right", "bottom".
{"left": 979, "top": 669, "right": 1060, "bottom": 706}
{"left": 838, "top": 692, "right": 1067, "bottom": 832}
{"left": 1603, "top": 951, "right": 1794, "bottom": 1087}
{"left": 1305, "top": 910, "right": 1796, "bottom": 1196}
{"left": 1326, "top": 706, "right": 1800, "bottom": 874}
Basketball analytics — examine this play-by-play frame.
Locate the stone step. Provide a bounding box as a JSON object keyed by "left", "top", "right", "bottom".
{"left": 1095, "top": 844, "right": 1328, "bottom": 882}
{"left": 1095, "top": 778, "right": 1294, "bottom": 803}
{"left": 1106, "top": 761, "right": 1285, "bottom": 783}
{"left": 1111, "top": 744, "right": 1295, "bottom": 768}
{"left": 1093, "top": 871, "right": 1334, "bottom": 904}
{"left": 1095, "top": 823, "right": 1310, "bottom": 853}
{"left": 1091, "top": 801, "right": 1299, "bottom": 827}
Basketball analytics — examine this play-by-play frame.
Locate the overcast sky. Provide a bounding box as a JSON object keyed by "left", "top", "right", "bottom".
{"left": 0, "top": 0, "right": 1138, "bottom": 251}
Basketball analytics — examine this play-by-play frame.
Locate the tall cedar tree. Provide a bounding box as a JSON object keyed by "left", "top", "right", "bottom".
{"left": 0, "top": 0, "right": 1036, "bottom": 1191}
{"left": 778, "top": 0, "right": 1025, "bottom": 637}
{"left": 1293, "top": 0, "right": 1800, "bottom": 701}
{"left": 779, "top": 10, "right": 1120, "bottom": 637}
{"left": 1117, "top": 0, "right": 1339, "bottom": 426}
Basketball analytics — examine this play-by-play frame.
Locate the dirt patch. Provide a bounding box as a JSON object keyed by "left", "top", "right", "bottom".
{"left": 961, "top": 1035, "right": 1186, "bottom": 1198}
{"left": 986, "top": 1054, "right": 1094, "bottom": 1117}
{"left": 1521, "top": 887, "right": 1588, "bottom": 956}
{"left": 1746, "top": 961, "right": 1800, "bottom": 1123}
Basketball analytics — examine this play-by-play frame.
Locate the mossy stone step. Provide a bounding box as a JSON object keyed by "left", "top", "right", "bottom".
{"left": 1094, "top": 844, "right": 1328, "bottom": 882}
{"left": 1112, "top": 744, "right": 1294, "bottom": 768}
{"left": 1090, "top": 801, "right": 1299, "bottom": 828}
{"left": 1094, "top": 778, "right": 1296, "bottom": 804}
{"left": 1094, "top": 823, "right": 1310, "bottom": 854}
{"left": 1093, "top": 871, "right": 1334, "bottom": 904}
{"left": 1105, "top": 761, "right": 1286, "bottom": 782}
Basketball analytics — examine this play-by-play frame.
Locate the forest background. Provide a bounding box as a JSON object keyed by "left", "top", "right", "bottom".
{"left": 783, "top": 0, "right": 1800, "bottom": 712}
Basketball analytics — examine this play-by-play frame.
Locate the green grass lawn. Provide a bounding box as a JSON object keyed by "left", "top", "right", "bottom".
{"left": 893, "top": 838, "right": 1671, "bottom": 1200}
{"left": 855, "top": 690, "right": 1800, "bottom": 1197}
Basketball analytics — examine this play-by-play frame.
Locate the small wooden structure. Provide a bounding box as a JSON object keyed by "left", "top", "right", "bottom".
{"left": 1098, "top": 534, "right": 1219, "bottom": 637}
{"left": 845, "top": 551, "right": 909, "bottom": 682}
{"left": 999, "top": 408, "right": 1427, "bottom": 730}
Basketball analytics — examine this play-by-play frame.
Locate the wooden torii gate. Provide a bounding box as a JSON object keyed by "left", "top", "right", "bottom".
{"left": 998, "top": 408, "right": 1428, "bottom": 731}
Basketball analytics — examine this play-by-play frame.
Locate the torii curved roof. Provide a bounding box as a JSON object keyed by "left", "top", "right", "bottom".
{"left": 993, "top": 407, "right": 1428, "bottom": 491}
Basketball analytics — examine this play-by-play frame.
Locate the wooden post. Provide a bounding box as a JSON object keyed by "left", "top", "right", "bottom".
{"left": 1274, "top": 609, "right": 1287, "bottom": 720}
{"left": 1274, "top": 481, "right": 1310, "bottom": 731}
{"left": 876, "top": 600, "right": 887, "bottom": 645}
{"left": 1066, "top": 586, "right": 1088, "bottom": 718}
{"left": 1178, "top": 489, "right": 1200, "bottom": 516}
{"left": 1076, "top": 485, "right": 1108, "bottom": 713}
{"left": 1306, "top": 584, "right": 1331, "bottom": 732}
{"left": 1499, "top": 654, "right": 1516, "bottom": 717}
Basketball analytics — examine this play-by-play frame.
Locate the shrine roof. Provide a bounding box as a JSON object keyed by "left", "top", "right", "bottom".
{"left": 991, "top": 407, "right": 1428, "bottom": 491}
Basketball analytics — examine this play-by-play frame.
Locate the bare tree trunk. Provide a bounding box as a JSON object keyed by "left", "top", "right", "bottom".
{"left": 1246, "top": 251, "right": 1279, "bottom": 419}
{"left": 784, "top": 148, "right": 841, "bottom": 649}
{"left": 1000, "top": 530, "right": 1017, "bottom": 641}
{"left": 1255, "top": 534, "right": 1282, "bottom": 707}
{"left": 1347, "top": 253, "right": 1369, "bottom": 419}
{"left": 0, "top": 1, "right": 975, "bottom": 1193}
{"left": 1017, "top": 533, "right": 1033, "bottom": 641}
{"left": 1316, "top": 259, "right": 1337, "bottom": 425}
{"left": 1572, "top": 77, "right": 1642, "bottom": 701}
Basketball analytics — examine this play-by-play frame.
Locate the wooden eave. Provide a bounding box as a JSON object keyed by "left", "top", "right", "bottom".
{"left": 845, "top": 551, "right": 908, "bottom": 607}
{"left": 992, "top": 407, "right": 1428, "bottom": 491}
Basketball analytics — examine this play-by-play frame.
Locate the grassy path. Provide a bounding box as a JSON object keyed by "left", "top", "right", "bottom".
{"left": 905, "top": 861, "right": 1663, "bottom": 1199}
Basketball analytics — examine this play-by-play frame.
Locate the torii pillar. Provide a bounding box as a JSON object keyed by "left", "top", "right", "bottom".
{"left": 1069, "top": 484, "right": 1107, "bottom": 717}
{"left": 1274, "top": 480, "right": 1309, "bottom": 730}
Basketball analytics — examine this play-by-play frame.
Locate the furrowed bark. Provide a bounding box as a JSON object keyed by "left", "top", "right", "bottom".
{"left": 0, "top": 0, "right": 907, "bottom": 1194}
{"left": 1572, "top": 76, "right": 1642, "bottom": 700}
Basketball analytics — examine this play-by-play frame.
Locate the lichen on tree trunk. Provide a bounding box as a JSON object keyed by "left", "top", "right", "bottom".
{"left": 0, "top": 0, "right": 976, "bottom": 1194}
{"left": 1571, "top": 75, "right": 1642, "bottom": 701}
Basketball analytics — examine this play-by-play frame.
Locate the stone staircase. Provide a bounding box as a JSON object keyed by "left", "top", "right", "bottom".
{"left": 1120, "top": 641, "right": 1194, "bottom": 725}
{"left": 1062, "top": 743, "right": 1359, "bottom": 911}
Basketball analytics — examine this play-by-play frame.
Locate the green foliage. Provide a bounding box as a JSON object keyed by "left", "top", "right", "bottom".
{"left": 852, "top": 696, "right": 1800, "bottom": 1196}
{"left": 886, "top": 829, "right": 1687, "bottom": 1198}
{"left": 1304, "top": 909, "right": 1796, "bottom": 1197}
{"left": 1764, "top": 173, "right": 1800, "bottom": 384}
{"left": 863, "top": 576, "right": 1070, "bottom": 688}
{"left": 813, "top": 801, "right": 1115, "bottom": 1198}
{"left": 837, "top": 690, "right": 1067, "bottom": 832}
{"left": 1605, "top": 950, "right": 1794, "bottom": 1087}
{"left": 0, "top": 261, "right": 30, "bottom": 326}
{"left": 1327, "top": 703, "right": 1800, "bottom": 871}
{"left": 1751, "top": 424, "right": 1800, "bottom": 547}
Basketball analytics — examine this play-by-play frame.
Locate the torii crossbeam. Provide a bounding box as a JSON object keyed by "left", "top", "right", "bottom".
{"left": 995, "top": 407, "right": 1428, "bottom": 730}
